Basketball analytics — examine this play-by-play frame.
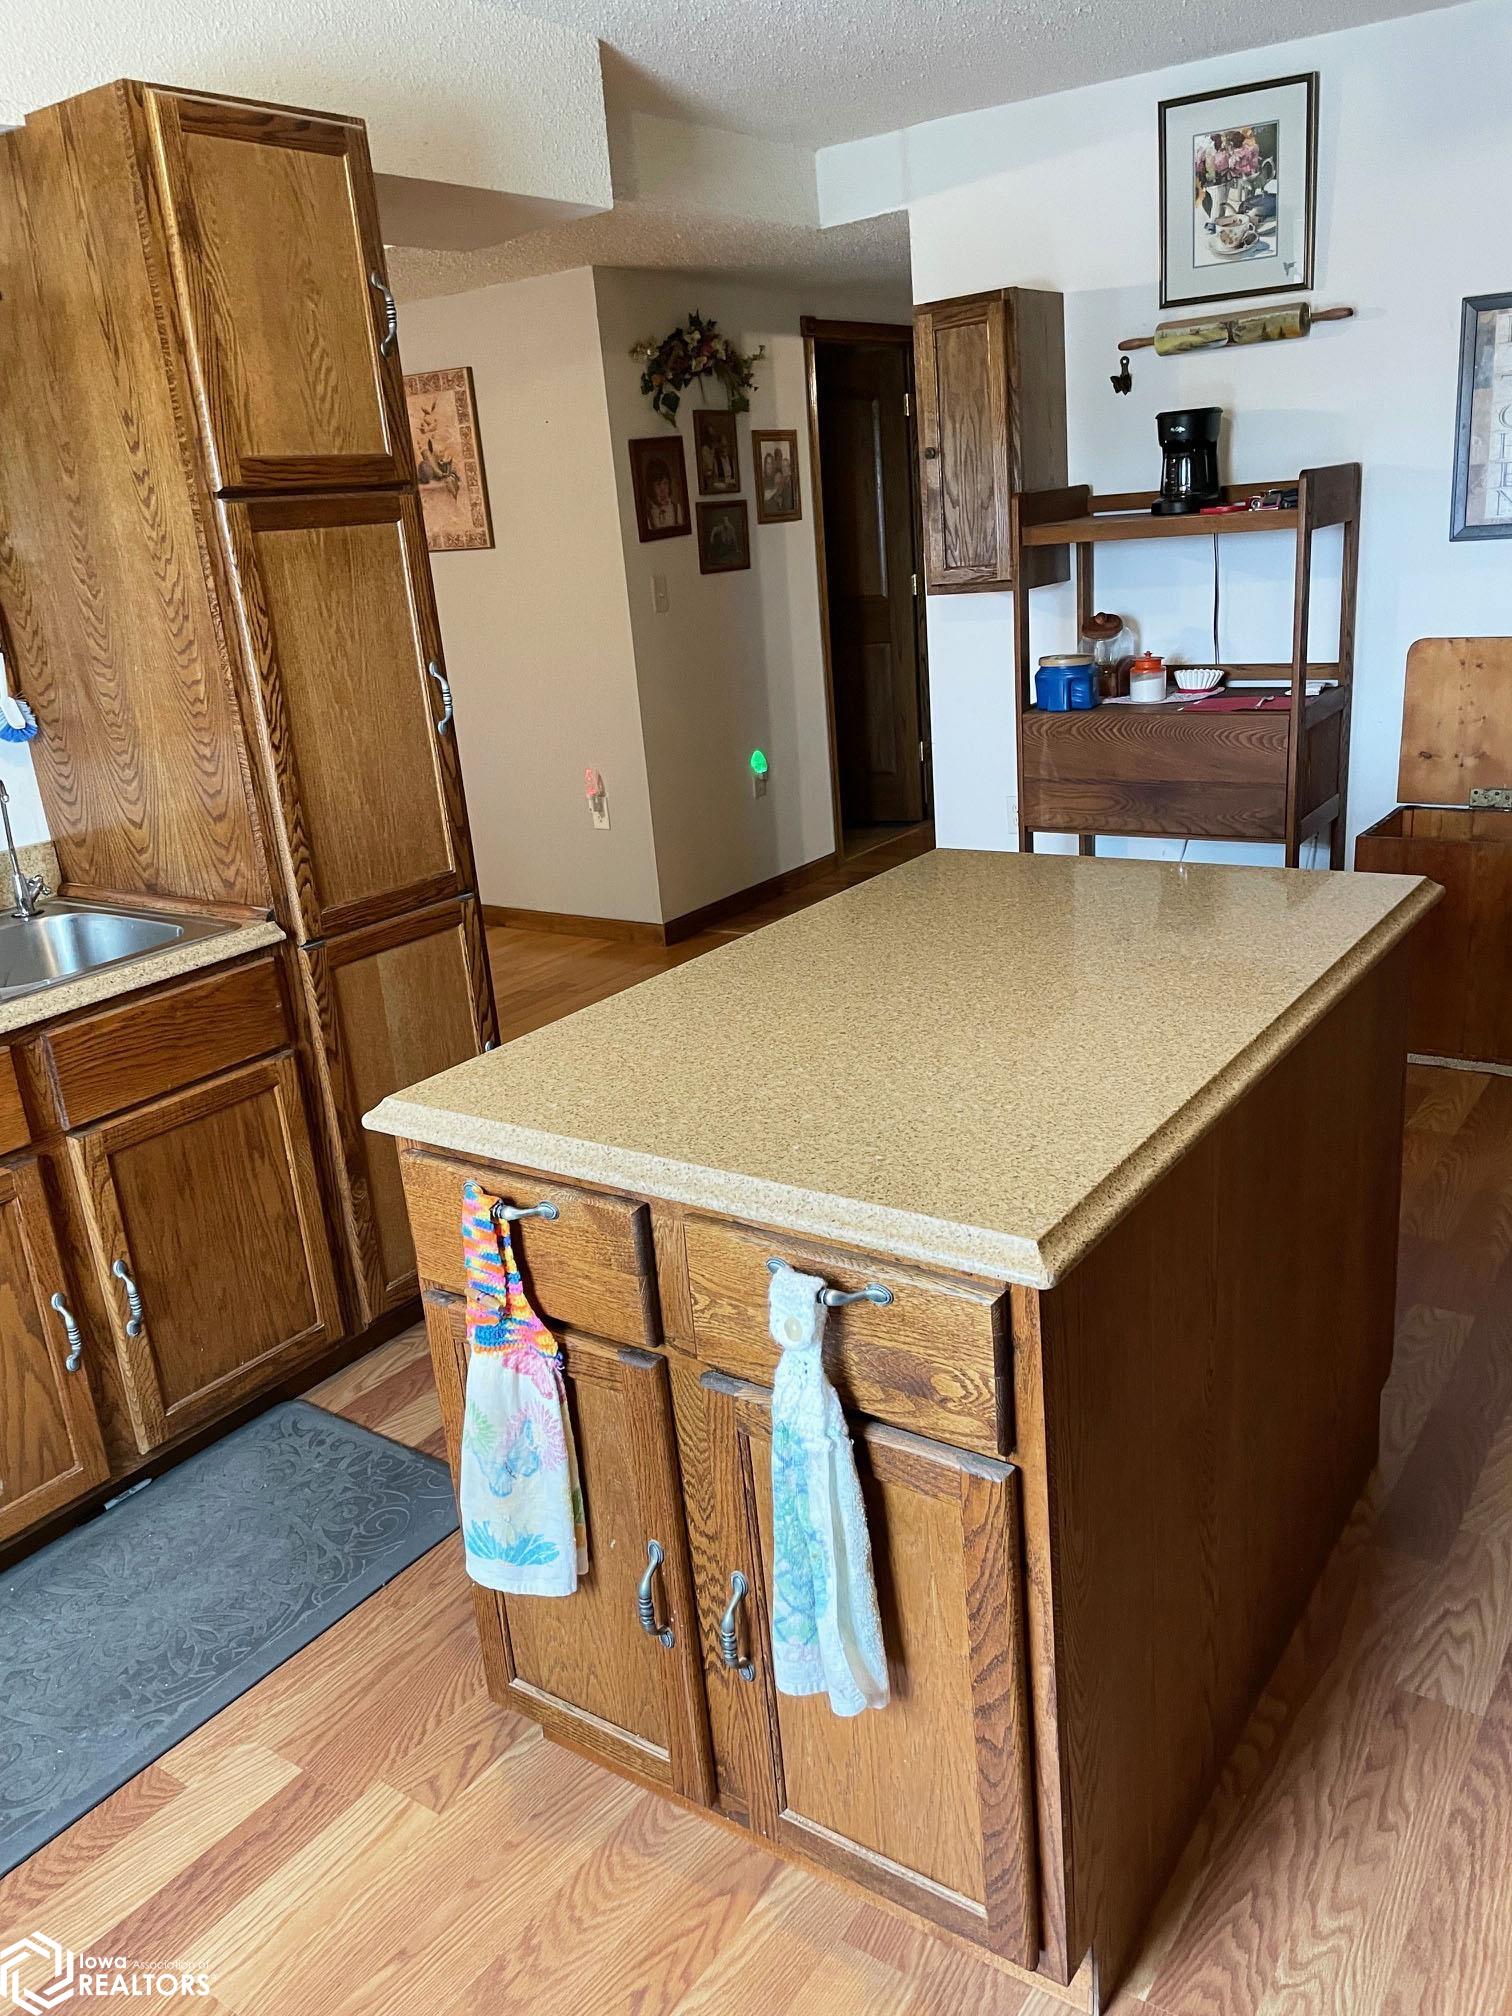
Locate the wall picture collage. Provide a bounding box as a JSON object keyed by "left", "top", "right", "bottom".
{"left": 630, "top": 407, "right": 801, "bottom": 572}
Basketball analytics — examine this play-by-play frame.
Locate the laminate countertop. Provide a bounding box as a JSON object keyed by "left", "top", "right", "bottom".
{"left": 366, "top": 852, "right": 1437, "bottom": 1287}
{"left": 0, "top": 913, "right": 284, "bottom": 1037}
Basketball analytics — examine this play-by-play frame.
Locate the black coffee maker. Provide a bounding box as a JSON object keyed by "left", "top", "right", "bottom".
{"left": 1152, "top": 407, "right": 1223, "bottom": 516}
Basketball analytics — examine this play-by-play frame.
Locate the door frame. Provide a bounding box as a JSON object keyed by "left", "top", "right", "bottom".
{"left": 801, "top": 317, "right": 931, "bottom": 863}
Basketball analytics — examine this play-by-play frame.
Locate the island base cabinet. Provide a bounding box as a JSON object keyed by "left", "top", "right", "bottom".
{"left": 66, "top": 1054, "right": 343, "bottom": 1455}
{"left": 423, "top": 1293, "right": 713, "bottom": 1804}
{"left": 690, "top": 1370, "right": 1040, "bottom": 1969}
{"left": 0, "top": 1159, "right": 110, "bottom": 1542}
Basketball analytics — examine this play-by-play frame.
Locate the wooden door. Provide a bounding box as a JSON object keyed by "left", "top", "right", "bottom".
{"left": 144, "top": 87, "right": 410, "bottom": 493}
{"left": 68, "top": 1054, "right": 342, "bottom": 1453}
{"left": 222, "top": 490, "right": 474, "bottom": 941}
{"left": 425, "top": 1293, "right": 712, "bottom": 1802}
{"left": 914, "top": 289, "right": 1067, "bottom": 594}
{"left": 698, "top": 1370, "right": 1037, "bottom": 1963}
{"left": 301, "top": 900, "right": 497, "bottom": 1325}
{"left": 0, "top": 1159, "right": 109, "bottom": 1542}
{"left": 816, "top": 340, "right": 927, "bottom": 828}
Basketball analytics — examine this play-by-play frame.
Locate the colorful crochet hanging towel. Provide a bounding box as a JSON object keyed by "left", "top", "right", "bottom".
{"left": 458, "top": 1179, "right": 587, "bottom": 1595}
{"left": 768, "top": 1264, "right": 889, "bottom": 1717}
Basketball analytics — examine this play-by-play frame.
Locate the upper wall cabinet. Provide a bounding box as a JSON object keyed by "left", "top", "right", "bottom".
{"left": 913, "top": 289, "right": 1069, "bottom": 594}
{"left": 144, "top": 89, "right": 412, "bottom": 495}
{"left": 220, "top": 490, "right": 475, "bottom": 942}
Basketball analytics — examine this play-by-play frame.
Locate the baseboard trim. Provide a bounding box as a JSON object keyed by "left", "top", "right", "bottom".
{"left": 481, "top": 905, "right": 667, "bottom": 945}
{"left": 662, "top": 851, "right": 839, "bottom": 944}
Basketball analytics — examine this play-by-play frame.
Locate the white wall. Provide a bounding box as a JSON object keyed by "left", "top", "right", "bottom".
{"left": 593, "top": 269, "right": 910, "bottom": 921}
{"left": 818, "top": 0, "right": 1511, "bottom": 863}
{"left": 400, "top": 269, "right": 661, "bottom": 921}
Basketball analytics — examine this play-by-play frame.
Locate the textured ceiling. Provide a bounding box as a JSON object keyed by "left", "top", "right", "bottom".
{"left": 388, "top": 203, "right": 911, "bottom": 304}
{"left": 509, "top": 0, "right": 1460, "bottom": 146}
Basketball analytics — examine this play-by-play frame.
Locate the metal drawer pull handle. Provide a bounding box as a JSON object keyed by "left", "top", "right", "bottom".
{"left": 112, "top": 1260, "right": 145, "bottom": 1337}
{"left": 719, "top": 1572, "right": 756, "bottom": 1681}
{"left": 637, "top": 1540, "right": 675, "bottom": 1648}
{"left": 491, "top": 1199, "right": 559, "bottom": 1224}
{"left": 766, "top": 1256, "right": 893, "bottom": 1308}
{"left": 50, "top": 1292, "right": 84, "bottom": 1372}
{"left": 369, "top": 271, "right": 398, "bottom": 357}
{"left": 426, "top": 661, "right": 454, "bottom": 735}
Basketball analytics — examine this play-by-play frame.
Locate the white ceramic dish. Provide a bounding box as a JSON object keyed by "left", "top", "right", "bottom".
{"left": 1173, "top": 666, "right": 1225, "bottom": 694}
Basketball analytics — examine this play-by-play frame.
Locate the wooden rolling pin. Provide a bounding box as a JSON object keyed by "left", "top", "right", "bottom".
{"left": 1120, "top": 304, "right": 1354, "bottom": 356}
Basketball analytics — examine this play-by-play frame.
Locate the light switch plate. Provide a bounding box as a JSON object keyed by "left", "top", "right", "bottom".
{"left": 652, "top": 573, "right": 669, "bottom": 614}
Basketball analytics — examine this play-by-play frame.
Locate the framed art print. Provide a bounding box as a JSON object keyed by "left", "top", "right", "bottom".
{"left": 1158, "top": 73, "right": 1317, "bottom": 309}
{"left": 693, "top": 409, "right": 740, "bottom": 495}
{"left": 752, "top": 429, "right": 802, "bottom": 523}
{"left": 696, "top": 501, "right": 750, "bottom": 574}
{"left": 404, "top": 366, "right": 494, "bottom": 551}
{"left": 629, "top": 436, "right": 692, "bottom": 542}
{"left": 1451, "top": 292, "right": 1512, "bottom": 541}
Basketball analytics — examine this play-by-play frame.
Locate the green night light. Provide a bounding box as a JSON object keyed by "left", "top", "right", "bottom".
{"left": 749, "top": 748, "right": 769, "bottom": 777}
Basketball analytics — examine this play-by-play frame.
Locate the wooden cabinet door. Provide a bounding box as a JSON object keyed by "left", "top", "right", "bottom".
{"left": 0, "top": 1159, "right": 109, "bottom": 1542}
{"left": 144, "top": 88, "right": 410, "bottom": 493}
{"left": 915, "top": 293, "right": 1013, "bottom": 591}
{"left": 68, "top": 1054, "right": 342, "bottom": 1453}
{"left": 425, "top": 1293, "right": 712, "bottom": 1803}
{"left": 698, "top": 1369, "right": 1037, "bottom": 1964}
{"left": 223, "top": 490, "right": 474, "bottom": 940}
{"left": 302, "top": 900, "right": 497, "bottom": 1325}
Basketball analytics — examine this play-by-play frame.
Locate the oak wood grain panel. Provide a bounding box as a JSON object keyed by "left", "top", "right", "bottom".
{"left": 401, "top": 1149, "right": 660, "bottom": 1349}
{"left": 421, "top": 1291, "right": 712, "bottom": 1801}
{"left": 67, "top": 1052, "right": 342, "bottom": 1451}
{"left": 141, "top": 88, "right": 408, "bottom": 493}
{"left": 219, "top": 489, "right": 468, "bottom": 941}
{"left": 0, "top": 1156, "right": 109, "bottom": 1542}
{"left": 0, "top": 1050, "right": 29, "bottom": 1156}
{"left": 0, "top": 90, "right": 269, "bottom": 909}
{"left": 683, "top": 1215, "right": 1007, "bottom": 1455}
{"left": 299, "top": 902, "right": 493, "bottom": 1326}
{"left": 1033, "top": 942, "right": 1412, "bottom": 1990}
{"left": 42, "top": 955, "right": 288, "bottom": 1128}
{"left": 701, "top": 1371, "right": 1037, "bottom": 1964}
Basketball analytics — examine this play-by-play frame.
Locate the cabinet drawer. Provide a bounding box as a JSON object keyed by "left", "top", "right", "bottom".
{"left": 684, "top": 1217, "right": 1008, "bottom": 1456}
{"left": 42, "top": 957, "right": 290, "bottom": 1128}
{"left": 0, "top": 1049, "right": 28, "bottom": 1154}
{"left": 400, "top": 1150, "right": 659, "bottom": 1349}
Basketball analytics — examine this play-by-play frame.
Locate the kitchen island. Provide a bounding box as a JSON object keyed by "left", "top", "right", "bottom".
{"left": 366, "top": 851, "right": 1436, "bottom": 2009}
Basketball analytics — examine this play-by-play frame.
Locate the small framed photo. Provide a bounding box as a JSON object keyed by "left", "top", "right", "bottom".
{"left": 405, "top": 366, "right": 494, "bottom": 551}
{"left": 1451, "top": 293, "right": 1512, "bottom": 541}
{"left": 752, "top": 429, "right": 802, "bottom": 523}
{"left": 1158, "top": 73, "right": 1317, "bottom": 309}
{"left": 696, "top": 500, "right": 750, "bottom": 574}
{"left": 629, "top": 436, "right": 691, "bottom": 542}
{"left": 693, "top": 409, "right": 740, "bottom": 495}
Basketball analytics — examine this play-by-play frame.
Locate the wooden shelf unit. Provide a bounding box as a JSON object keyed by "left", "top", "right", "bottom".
{"left": 1009, "top": 465, "right": 1361, "bottom": 866}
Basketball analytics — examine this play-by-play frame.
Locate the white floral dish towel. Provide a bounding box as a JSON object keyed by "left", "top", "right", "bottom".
{"left": 768, "top": 1263, "right": 889, "bottom": 1717}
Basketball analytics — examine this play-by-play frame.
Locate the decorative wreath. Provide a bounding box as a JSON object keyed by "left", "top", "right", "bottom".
{"left": 631, "top": 311, "right": 766, "bottom": 424}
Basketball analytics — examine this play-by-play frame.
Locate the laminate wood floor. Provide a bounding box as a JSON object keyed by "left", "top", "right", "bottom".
{"left": 6, "top": 856, "right": 1511, "bottom": 2012}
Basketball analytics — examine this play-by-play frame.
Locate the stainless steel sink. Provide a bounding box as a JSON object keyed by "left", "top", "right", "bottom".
{"left": 0, "top": 901, "right": 235, "bottom": 1001}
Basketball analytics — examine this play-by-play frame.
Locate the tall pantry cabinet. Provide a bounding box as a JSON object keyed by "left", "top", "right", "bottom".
{"left": 0, "top": 80, "right": 497, "bottom": 1334}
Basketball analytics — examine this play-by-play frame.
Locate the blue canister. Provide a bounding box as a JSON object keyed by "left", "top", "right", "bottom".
{"left": 1036, "top": 655, "right": 1098, "bottom": 711}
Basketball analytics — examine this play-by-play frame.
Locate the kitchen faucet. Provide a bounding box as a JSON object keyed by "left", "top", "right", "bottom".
{"left": 0, "top": 779, "right": 45, "bottom": 917}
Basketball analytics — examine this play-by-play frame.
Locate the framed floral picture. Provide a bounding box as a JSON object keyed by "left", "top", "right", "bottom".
{"left": 752, "top": 429, "right": 801, "bottom": 523}
{"left": 1451, "top": 292, "right": 1512, "bottom": 541}
{"left": 1158, "top": 73, "right": 1317, "bottom": 309}
{"left": 630, "top": 436, "right": 692, "bottom": 541}
{"left": 697, "top": 501, "right": 750, "bottom": 574}
{"left": 693, "top": 409, "right": 740, "bottom": 495}
{"left": 404, "top": 366, "right": 494, "bottom": 551}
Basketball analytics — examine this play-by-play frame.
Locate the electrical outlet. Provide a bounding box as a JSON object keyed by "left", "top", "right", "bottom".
{"left": 652, "top": 573, "right": 669, "bottom": 614}
{"left": 592, "top": 795, "right": 610, "bottom": 830}
{"left": 585, "top": 767, "right": 610, "bottom": 829}
{"left": 752, "top": 770, "right": 768, "bottom": 799}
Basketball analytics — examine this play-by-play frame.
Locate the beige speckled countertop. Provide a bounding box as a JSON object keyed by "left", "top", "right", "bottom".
{"left": 366, "top": 852, "right": 1437, "bottom": 1288}
{"left": 0, "top": 896, "right": 284, "bottom": 1037}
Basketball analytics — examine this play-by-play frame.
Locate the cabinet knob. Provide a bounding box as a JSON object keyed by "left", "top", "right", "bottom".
{"left": 50, "top": 1291, "right": 84, "bottom": 1373}
{"left": 719, "top": 1571, "right": 757, "bottom": 1681}
{"left": 112, "top": 1259, "right": 145, "bottom": 1338}
{"left": 923, "top": 445, "right": 939, "bottom": 460}
{"left": 636, "top": 1539, "right": 675, "bottom": 1648}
